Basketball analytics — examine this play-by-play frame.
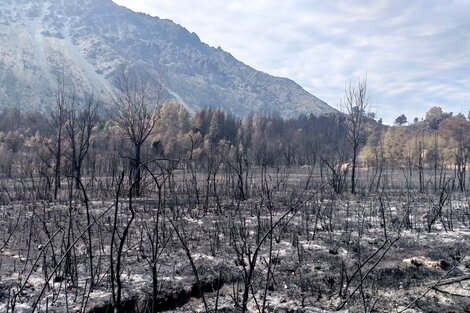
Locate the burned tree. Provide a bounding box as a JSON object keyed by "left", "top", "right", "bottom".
{"left": 343, "top": 77, "right": 370, "bottom": 194}
{"left": 109, "top": 67, "right": 162, "bottom": 197}
{"left": 42, "top": 77, "right": 68, "bottom": 200}
{"left": 64, "top": 95, "right": 98, "bottom": 189}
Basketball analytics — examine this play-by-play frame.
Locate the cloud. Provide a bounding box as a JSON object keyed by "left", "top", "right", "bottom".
{"left": 112, "top": 0, "right": 470, "bottom": 124}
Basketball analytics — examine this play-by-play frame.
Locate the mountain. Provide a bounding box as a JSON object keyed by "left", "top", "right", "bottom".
{"left": 0, "top": 0, "right": 337, "bottom": 117}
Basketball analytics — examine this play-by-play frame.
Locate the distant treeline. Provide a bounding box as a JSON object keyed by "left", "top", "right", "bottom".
{"left": 0, "top": 104, "right": 349, "bottom": 167}
{"left": 0, "top": 102, "right": 469, "bottom": 195}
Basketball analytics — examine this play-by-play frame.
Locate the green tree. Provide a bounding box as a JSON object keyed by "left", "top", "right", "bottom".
{"left": 394, "top": 114, "right": 407, "bottom": 126}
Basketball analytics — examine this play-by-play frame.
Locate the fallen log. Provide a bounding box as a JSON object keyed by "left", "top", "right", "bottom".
{"left": 430, "top": 274, "right": 470, "bottom": 287}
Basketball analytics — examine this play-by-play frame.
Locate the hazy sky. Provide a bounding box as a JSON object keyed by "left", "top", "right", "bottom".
{"left": 112, "top": 0, "right": 470, "bottom": 124}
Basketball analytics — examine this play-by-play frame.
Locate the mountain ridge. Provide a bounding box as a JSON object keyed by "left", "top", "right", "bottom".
{"left": 0, "top": 0, "right": 338, "bottom": 117}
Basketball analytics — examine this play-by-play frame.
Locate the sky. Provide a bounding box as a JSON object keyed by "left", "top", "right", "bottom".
{"left": 112, "top": 0, "right": 470, "bottom": 124}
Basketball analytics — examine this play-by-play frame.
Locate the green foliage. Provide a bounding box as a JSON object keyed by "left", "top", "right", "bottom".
{"left": 394, "top": 114, "right": 407, "bottom": 126}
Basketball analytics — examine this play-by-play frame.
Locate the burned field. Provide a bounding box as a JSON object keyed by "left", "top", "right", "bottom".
{"left": 0, "top": 166, "right": 469, "bottom": 313}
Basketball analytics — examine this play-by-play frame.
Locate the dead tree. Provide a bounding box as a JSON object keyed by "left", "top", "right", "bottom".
{"left": 64, "top": 95, "right": 97, "bottom": 189}
{"left": 140, "top": 159, "right": 179, "bottom": 313}
{"left": 343, "top": 77, "right": 370, "bottom": 194}
{"left": 110, "top": 171, "right": 137, "bottom": 313}
{"left": 109, "top": 67, "right": 162, "bottom": 197}
{"left": 223, "top": 143, "right": 249, "bottom": 200}
{"left": 44, "top": 78, "right": 68, "bottom": 200}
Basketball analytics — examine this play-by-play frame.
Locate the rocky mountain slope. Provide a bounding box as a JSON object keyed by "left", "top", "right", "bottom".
{"left": 0, "top": 0, "right": 337, "bottom": 117}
